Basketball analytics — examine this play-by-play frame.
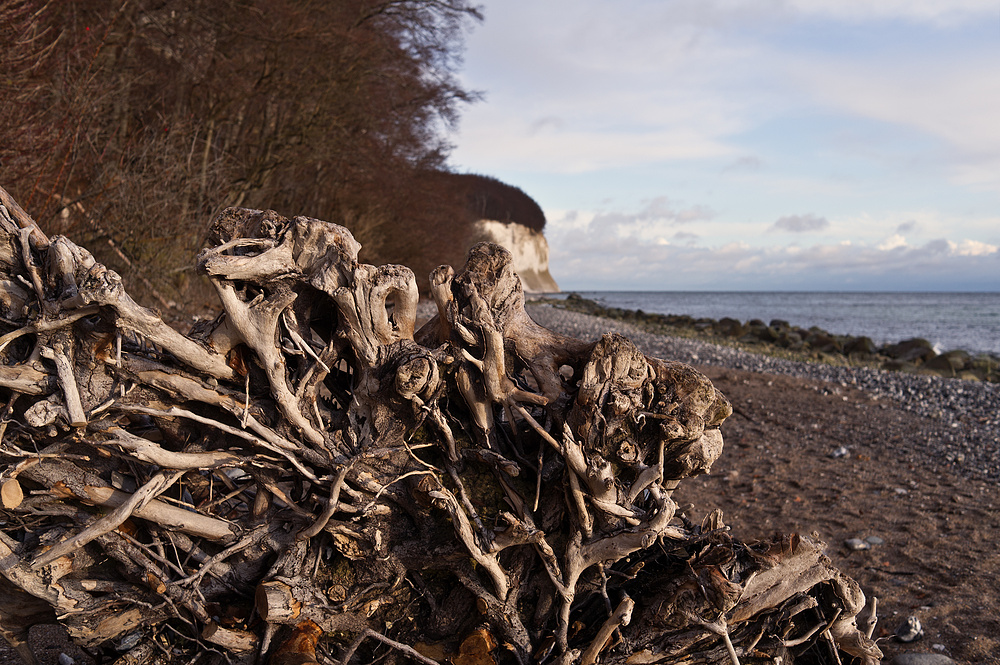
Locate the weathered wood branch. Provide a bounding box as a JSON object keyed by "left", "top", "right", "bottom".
{"left": 0, "top": 185, "right": 881, "bottom": 665}
{"left": 18, "top": 456, "right": 239, "bottom": 543}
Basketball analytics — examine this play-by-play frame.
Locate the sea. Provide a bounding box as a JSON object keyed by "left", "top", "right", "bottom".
{"left": 543, "top": 291, "right": 1000, "bottom": 357}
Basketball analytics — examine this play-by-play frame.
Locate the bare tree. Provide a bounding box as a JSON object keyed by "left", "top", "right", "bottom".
{"left": 1, "top": 0, "right": 483, "bottom": 308}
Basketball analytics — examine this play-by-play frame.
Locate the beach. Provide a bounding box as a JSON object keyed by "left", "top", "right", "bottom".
{"left": 526, "top": 302, "right": 1000, "bottom": 664}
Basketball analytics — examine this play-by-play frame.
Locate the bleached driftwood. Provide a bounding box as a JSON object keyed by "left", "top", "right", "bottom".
{"left": 0, "top": 186, "right": 881, "bottom": 665}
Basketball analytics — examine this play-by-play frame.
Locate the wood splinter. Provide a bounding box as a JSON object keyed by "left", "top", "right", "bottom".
{"left": 201, "top": 622, "right": 258, "bottom": 653}
{"left": 39, "top": 344, "right": 86, "bottom": 427}
{"left": 581, "top": 595, "right": 634, "bottom": 665}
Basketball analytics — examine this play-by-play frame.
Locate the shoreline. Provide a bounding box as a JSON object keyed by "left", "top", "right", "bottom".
{"left": 524, "top": 300, "right": 1000, "bottom": 485}
{"left": 537, "top": 293, "right": 1000, "bottom": 382}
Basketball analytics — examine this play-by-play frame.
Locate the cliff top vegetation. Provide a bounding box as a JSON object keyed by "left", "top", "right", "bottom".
{"left": 450, "top": 173, "right": 546, "bottom": 232}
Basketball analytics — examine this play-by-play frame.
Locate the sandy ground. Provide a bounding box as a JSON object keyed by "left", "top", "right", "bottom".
{"left": 675, "top": 366, "right": 1000, "bottom": 664}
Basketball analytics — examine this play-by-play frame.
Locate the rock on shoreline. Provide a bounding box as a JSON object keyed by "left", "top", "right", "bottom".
{"left": 552, "top": 293, "right": 1000, "bottom": 382}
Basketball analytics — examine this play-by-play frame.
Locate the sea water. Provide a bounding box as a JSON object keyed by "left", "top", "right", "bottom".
{"left": 544, "top": 291, "right": 1000, "bottom": 356}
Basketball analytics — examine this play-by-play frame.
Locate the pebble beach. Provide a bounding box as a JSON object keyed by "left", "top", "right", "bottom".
{"left": 524, "top": 302, "right": 1000, "bottom": 484}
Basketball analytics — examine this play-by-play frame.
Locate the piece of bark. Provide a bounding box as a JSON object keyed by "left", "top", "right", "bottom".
{"left": 256, "top": 580, "right": 366, "bottom": 634}
{"left": 269, "top": 619, "right": 322, "bottom": 665}
{"left": 1, "top": 479, "right": 23, "bottom": 509}
{"left": 0, "top": 364, "right": 53, "bottom": 395}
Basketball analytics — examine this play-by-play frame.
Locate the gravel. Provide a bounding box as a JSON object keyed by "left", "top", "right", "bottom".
{"left": 525, "top": 303, "right": 1000, "bottom": 482}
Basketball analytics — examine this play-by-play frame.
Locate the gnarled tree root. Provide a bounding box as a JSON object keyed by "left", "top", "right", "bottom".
{"left": 0, "top": 186, "right": 881, "bottom": 665}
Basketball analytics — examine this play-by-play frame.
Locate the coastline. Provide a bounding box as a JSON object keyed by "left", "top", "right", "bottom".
{"left": 539, "top": 293, "right": 1000, "bottom": 382}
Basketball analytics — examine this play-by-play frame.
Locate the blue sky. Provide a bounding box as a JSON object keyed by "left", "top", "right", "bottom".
{"left": 448, "top": 0, "right": 1000, "bottom": 291}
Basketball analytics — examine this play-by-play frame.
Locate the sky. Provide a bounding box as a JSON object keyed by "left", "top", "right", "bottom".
{"left": 448, "top": 0, "right": 1000, "bottom": 292}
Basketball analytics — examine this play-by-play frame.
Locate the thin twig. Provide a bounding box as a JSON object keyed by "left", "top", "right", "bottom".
{"left": 684, "top": 612, "right": 741, "bottom": 665}
{"left": 340, "top": 628, "right": 442, "bottom": 665}
{"left": 865, "top": 597, "right": 878, "bottom": 640}
{"left": 298, "top": 461, "right": 354, "bottom": 540}
{"left": 119, "top": 404, "right": 321, "bottom": 483}
{"left": 360, "top": 469, "right": 433, "bottom": 515}
{"left": 283, "top": 311, "right": 330, "bottom": 372}
{"left": 0, "top": 306, "right": 99, "bottom": 353}
{"left": 39, "top": 342, "right": 86, "bottom": 426}
{"left": 783, "top": 607, "right": 843, "bottom": 647}
{"left": 174, "top": 524, "right": 269, "bottom": 587}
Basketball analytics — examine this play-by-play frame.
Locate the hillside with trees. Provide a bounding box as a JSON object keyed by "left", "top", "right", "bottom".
{"left": 0, "top": 0, "right": 548, "bottom": 308}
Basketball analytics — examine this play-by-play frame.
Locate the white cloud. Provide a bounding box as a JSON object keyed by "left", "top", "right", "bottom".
{"left": 559, "top": 198, "right": 718, "bottom": 252}
{"left": 780, "top": 53, "right": 1000, "bottom": 190}
{"left": 954, "top": 239, "right": 999, "bottom": 257}
{"left": 837, "top": 210, "right": 1000, "bottom": 247}
{"left": 723, "top": 155, "right": 764, "bottom": 172}
{"left": 636, "top": 197, "right": 715, "bottom": 224}
{"left": 877, "top": 234, "right": 908, "bottom": 251}
{"left": 455, "top": 3, "right": 768, "bottom": 172}
{"left": 456, "top": 114, "right": 736, "bottom": 172}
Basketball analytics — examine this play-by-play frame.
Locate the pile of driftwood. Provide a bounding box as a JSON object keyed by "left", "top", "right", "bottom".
{"left": 0, "top": 185, "right": 882, "bottom": 665}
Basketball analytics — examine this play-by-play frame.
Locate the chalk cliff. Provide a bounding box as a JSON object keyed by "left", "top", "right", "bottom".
{"left": 471, "top": 219, "right": 559, "bottom": 293}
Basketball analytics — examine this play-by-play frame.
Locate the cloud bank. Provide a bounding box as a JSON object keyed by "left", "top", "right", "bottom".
{"left": 547, "top": 207, "right": 1000, "bottom": 291}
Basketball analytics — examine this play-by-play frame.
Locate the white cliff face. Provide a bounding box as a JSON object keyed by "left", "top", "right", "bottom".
{"left": 472, "top": 220, "right": 559, "bottom": 293}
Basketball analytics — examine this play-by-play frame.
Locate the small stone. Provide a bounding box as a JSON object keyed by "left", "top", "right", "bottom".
{"left": 115, "top": 631, "right": 143, "bottom": 652}
{"left": 830, "top": 446, "right": 850, "bottom": 459}
{"left": 890, "top": 655, "right": 955, "bottom": 665}
{"left": 844, "top": 538, "right": 870, "bottom": 551}
{"left": 894, "top": 616, "right": 924, "bottom": 642}
{"left": 865, "top": 535, "right": 885, "bottom": 546}
{"left": 58, "top": 655, "right": 75, "bottom": 665}
{"left": 894, "top": 488, "right": 909, "bottom": 495}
